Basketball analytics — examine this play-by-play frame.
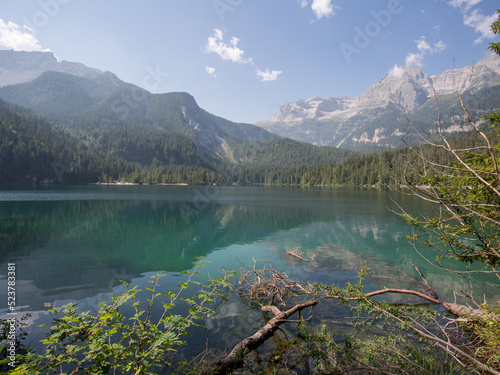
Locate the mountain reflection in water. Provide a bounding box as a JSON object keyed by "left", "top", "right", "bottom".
{"left": 0, "top": 185, "right": 497, "bottom": 367}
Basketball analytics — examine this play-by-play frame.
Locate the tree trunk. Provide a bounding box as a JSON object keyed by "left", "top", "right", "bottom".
{"left": 201, "top": 299, "right": 318, "bottom": 375}
{"left": 443, "top": 302, "right": 499, "bottom": 320}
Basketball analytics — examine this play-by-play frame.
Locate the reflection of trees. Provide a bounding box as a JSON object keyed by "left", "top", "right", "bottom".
{"left": 279, "top": 239, "right": 498, "bottom": 303}
{"left": 6, "top": 187, "right": 490, "bottom": 315}
{"left": 283, "top": 245, "right": 432, "bottom": 299}
{"left": 259, "top": 190, "right": 498, "bottom": 304}
{"left": 0, "top": 198, "right": 316, "bottom": 307}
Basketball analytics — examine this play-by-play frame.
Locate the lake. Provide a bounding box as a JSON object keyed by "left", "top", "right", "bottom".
{"left": 0, "top": 185, "right": 497, "bottom": 371}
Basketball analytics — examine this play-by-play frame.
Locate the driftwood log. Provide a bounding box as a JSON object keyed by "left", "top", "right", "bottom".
{"left": 443, "top": 302, "right": 500, "bottom": 321}
{"left": 201, "top": 288, "right": 441, "bottom": 375}
{"left": 201, "top": 299, "right": 318, "bottom": 375}
{"left": 201, "top": 260, "right": 499, "bottom": 375}
{"left": 201, "top": 294, "right": 498, "bottom": 375}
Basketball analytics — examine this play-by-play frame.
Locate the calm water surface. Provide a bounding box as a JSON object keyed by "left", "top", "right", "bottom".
{"left": 0, "top": 185, "right": 497, "bottom": 368}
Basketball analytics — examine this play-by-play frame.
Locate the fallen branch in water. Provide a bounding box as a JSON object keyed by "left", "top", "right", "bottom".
{"left": 285, "top": 248, "right": 311, "bottom": 261}
{"left": 205, "top": 261, "right": 499, "bottom": 374}
{"left": 411, "top": 262, "right": 439, "bottom": 299}
{"left": 201, "top": 285, "right": 442, "bottom": 375}
{"left": 201, "top": 299, "right": 318, "bottom": 375}
{"left": 321, "top": 288, "right": 441, "bottom": 304}
{"left": 443, "top": 302, "right": 500, "bottom": 321}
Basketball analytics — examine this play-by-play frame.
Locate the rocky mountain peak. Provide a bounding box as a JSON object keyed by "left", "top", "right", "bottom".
{"left": 359, "top": 65, "right": 432, "bottom": 111}
{"left": 432, "top": 53, "right": 500, "bottom": 95}
{"left": 257, "top": 54, "right": 500, "bottom": 150}
{"left": 0, "top": 50, "right": 106, "bottom": 87}
{"left": 0, "top": 50, "right": 57, "bottom": 69}
{"left": 268, "top": 95, "right": 355, "bottom": 123}
{"left": 261, "top": 54, "right": 500, "bottom": 126}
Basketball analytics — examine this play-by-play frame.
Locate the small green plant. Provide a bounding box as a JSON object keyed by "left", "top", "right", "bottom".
{"left": 301, "top": 320, "right": 464, "bottom": 375}
{"left": 11, "top": 258, "right": 236, "bottom": 375}
{"left": 460, "top": 303, "right": 500, "bottom": 369}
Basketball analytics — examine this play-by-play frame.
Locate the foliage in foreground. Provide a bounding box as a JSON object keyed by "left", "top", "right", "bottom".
{"left": 214, "top": 16, "right": 500, "bottom": 373}
{"left": 0, "top": 10, "right": 499, "bottom": 375}
{"left": 2, "top": 259, "right": 235, "bottom": 375}
{"left": 301, "top": 322, "right": 464, "bottom": 375}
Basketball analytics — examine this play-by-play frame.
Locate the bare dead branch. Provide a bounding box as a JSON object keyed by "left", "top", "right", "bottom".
{"left": 319, "top": 288, "right": 441, "bottom": 305}
{"left": 202, "top": 299, "right": 318, "bottom": 375}
{"left": 368, "top": 300, "right": 500, "bottom": 375}
{"left": 411, "top": 262, "right": 439, "bottom": 299}
{"left": 285, "top": 247, "right": 312, "bottom": 261}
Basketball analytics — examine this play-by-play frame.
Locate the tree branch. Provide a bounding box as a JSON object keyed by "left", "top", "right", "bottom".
{"left": 202, "top": 299, "right": 318, "bottom": 375}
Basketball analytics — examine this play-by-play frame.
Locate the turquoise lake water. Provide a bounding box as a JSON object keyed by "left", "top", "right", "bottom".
{"left": 0, "top": 185, "right": 497, "bottom": 370}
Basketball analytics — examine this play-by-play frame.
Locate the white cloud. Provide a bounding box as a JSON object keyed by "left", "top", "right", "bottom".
{"left": 416, "top": 38, "right": 432, "bottom": 53}
{"left": 256, "top": 68, "right": 282, "bottom": 82}
{"left": 405, "top": 36, "right": 447, "bottom": 68}
{"left": 389, "top": 64, "right": 406, "bottom": 78}
{"left": 433, "top": 40, "right": 447, "bottom": 53}
{"left": 406, "top": 52, "right": 424, "bottom": 68}
{"left": 463, "top": 9, "right": 497, "bottom": 44}
{"left": 205, "top": 29, "right": 251, "bottom": 64}
{"left": 205, "top": 66, "right": 216, "bottom": 77}
{"left": 0, "top": 19, "right": 47, "bottom": 51}
{"left": 311, "top": 0, "right": 338, "bottom": 19}
{"left": 300, "top": 0, "right": 338, "bottom": 19}
{"left": 447, "top": 0, "right": 482, "bottom": 12}
{"left": 204, "top": 29, "right": 282, "bottom": 82}
{"left": 446, "top": 1, "right": 496, "bottom": 45}
{"left": 416, "top": 37, "right": 446, "bottom": 54}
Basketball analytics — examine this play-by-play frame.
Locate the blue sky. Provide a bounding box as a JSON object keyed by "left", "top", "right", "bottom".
{"left": 0, "top": 0, "right": 499, "bottom": 123}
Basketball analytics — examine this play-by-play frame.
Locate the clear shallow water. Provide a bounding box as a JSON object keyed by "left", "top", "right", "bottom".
{"left": 0, "top": 185, "right": 497, "bottom": 367}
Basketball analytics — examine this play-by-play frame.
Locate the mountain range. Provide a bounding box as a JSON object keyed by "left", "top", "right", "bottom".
{"left": 0, "top": 49, "right": 499, "bottom": 185}
{"left": 0, "top": 50, "right": 354, "bottom": 185}
{"left": 257, "top": 54, "right": 500, "bottom": 150}
{"left": 0, "top": 50, "right": 277, "bottom": 162}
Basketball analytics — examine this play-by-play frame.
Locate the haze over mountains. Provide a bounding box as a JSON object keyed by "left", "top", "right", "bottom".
{"left": 0, "top": 50, "right": 356, "bottom": 185}
{"left": 2, "top": 50, "right": 500, "bottom": 154}
{"left": 258, "top": 54, "right": 500, "bottom": 150}
{"left": 0, "top": 50, "right": 109, "bottom": 87}
{"left": 0, "top": 49, "right": 499, "bottom": 185}
{"left": 0, "top": 50, "right": 277, "bottom": 162}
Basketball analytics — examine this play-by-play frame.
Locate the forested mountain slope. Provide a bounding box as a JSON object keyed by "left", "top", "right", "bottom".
{"left": 0, "top": 97, "right": 354, "bottom": 185}
{"left": 0, "top": 98, "right": 236, "bottom": 185}
{"left": 0, "top": 70, "right": 275, "bottom": 162}
{"left": 0, "top": 50, "right": 357, "bottom": 185}
{"left": 3, "top": 50, "right": 496, "bottom": 187}
{"left": 0, "top": 98, "right": 107, "bottom": 184}
{"left": 1, "top": 92, "right": 496, "bottom": 188}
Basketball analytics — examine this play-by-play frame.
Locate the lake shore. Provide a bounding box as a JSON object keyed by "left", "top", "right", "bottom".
{"left": 95, "top": 182, "right": 189, "bottom": 186}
